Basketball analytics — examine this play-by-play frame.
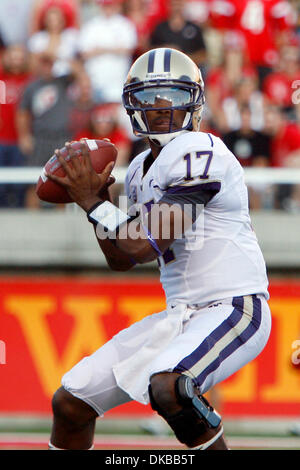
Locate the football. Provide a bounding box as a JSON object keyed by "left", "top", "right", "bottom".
{"left": 36, "top": 139, "right": 117, "bottom": 203}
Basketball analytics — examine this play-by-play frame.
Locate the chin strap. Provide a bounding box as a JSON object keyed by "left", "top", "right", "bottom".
{"left": 148, "top": 129, "right": 188, "bottom": 147}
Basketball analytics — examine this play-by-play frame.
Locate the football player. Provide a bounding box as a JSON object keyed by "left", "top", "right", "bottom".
{"left": 47, "top": 48, "right": 271, "bottom": 450}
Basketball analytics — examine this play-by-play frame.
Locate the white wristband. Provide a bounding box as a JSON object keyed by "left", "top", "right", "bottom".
{"left": 87, "top": 201, "right": 130, "bottom": 232}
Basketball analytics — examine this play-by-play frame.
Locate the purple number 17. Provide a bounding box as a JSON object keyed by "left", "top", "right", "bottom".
{"left": 184, "top": 151, "right": 213, "bottom": 181}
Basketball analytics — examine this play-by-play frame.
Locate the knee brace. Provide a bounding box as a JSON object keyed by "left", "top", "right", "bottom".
{"left": 149, "top": 375, "right": 222, "bottom": 448}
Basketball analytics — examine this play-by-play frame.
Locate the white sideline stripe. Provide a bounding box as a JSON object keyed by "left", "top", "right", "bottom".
{"left": 1, "top": 167, "right": 300, "bottom": 185}
{"left": 0, "top": 433, "right": 300, "bottom": 449}
{"left": 228, "top": 436, "right": 300, "bottom": 449}
{"left": 0, "top": 167, "right": 127, "bottom": 184}
{"left": 0, "top": 433, "right": 182, "bottom": 447}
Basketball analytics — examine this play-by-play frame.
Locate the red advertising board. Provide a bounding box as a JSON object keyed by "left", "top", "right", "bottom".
{"left": 0, "top": 277, "right": 300, "bottom": 417}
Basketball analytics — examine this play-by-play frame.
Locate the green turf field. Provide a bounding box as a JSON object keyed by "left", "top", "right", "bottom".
{"left": 0, "top": 416, "right": 299, "bottom": 450}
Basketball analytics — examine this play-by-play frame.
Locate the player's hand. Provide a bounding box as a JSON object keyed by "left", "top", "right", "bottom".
{"left": 45, "top": 141, "right": 115, "bottom": 211}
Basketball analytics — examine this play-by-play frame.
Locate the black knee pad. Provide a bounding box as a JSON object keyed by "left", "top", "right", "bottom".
{"left": 175, "top": 375, "right": 221, "bottom": 428}
{"left": 149, "top": 375, "right": 221, "bottom": 447}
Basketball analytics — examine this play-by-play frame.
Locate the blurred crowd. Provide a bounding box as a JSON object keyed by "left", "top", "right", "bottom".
{"left": 0, "top": 0, "right": 300, "bottom": 209}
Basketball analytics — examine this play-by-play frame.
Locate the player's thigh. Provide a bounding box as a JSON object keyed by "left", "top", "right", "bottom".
{"left": 61, "top": 310, "right": 166, "bottom": 415}
{"left": 61, "top": 338, "right": 132, "bottom": 416}
{"left": 150, "top": 295, "right": 271, "bottom": 394}
{"left": 179, "top": 295, "right": 271, "bottom": 393}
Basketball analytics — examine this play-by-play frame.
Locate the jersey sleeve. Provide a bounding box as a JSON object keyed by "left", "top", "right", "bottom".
{"left": 153, "top": 133, "right": 224, "bottom": 208}
{"left": 124, "top": 152, "right": 147, "bottom": 216}
{"left": 124, "top": 163, "right": 138, "bottom": 211}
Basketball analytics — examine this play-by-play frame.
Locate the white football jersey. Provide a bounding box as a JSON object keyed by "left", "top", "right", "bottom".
{"left": 125, "top": 131, "right": 269, "bottom": 306}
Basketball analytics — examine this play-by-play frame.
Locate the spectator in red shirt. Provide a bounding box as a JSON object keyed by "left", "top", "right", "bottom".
{"left": 205, "top": 31, "right": 258, "bottom": 133}
{"left": 29, "top": 0, "right": 79, "bottom": 35}
{"left": 209, "top": 0, "right": 296, "bottom": 82}
{"left": 123, "top": 0, "right": 161, "bottom": 59}
{"left": 0, "top": 44, "right": 32, "bottom": 207}
{"left": 263, "top": 41, "right": 300, "bottom": 112}
{"left": 264, "top": 104, "right": 300, "bottom": 167}
{"left": 28, "top": 0, "right": 79, "bottom": 78}
{"left": 141, "top": 0, "right": 169, "bottom": 33}
{"left": 264, "top": 104, "right": 300, "bottom": 210}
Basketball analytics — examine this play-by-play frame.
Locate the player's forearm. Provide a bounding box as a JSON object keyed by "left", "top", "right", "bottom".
{"left": 94, "top": 230, "right": 136, "bottom": 271}
{"left": 89, "top": 193, "right": 136, "bottom": 271}
{"left": 93, "top": 220, "right": 157, "bottom": 266}
{"left": 115, "top": 223, "right": 158, "bottom": 264}
{"left": 88, "top": 200, "right": 190, "bottom": 265}
{"left": 114, "top": 217, "right": 179, "bottom": 264}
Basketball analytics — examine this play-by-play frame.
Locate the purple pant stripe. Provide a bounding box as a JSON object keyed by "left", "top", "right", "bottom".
{"left": 173, "top": 295, "right": 262, "bottom": 388}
